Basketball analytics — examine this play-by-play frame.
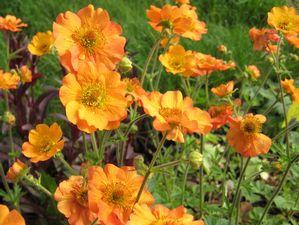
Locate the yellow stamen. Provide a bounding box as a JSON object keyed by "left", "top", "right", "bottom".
{"left": 81, "top": 83, "right": 107, "bottom": 108}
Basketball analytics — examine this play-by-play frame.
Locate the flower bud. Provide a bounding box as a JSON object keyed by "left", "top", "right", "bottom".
{"left": 3, "top": 111, "right": 16, "bottom": 125}
{"left": 6, "top": 159, "right": 27, "bottom": 182}
{"left": 217, "top": 44, "right": 228, "bottom": 54}
{"left": 189, "top": 151, "right": 203, "bottom": 169}
{"left": 134, "top": 155, "right": 148, "bottom": 176}
{"left": 118, "top": 56, "right": 133, "bottom": 73}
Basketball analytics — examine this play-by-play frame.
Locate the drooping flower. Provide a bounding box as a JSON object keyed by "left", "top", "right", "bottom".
{"left": 249, "top": 27, "right": 279, "bottom": 53}
{"left": 128, "top": 204, "right": 204, "bottom": 225}
{"left": 88, "top": 164, "right": 154, "bottom": 225}
{"left": 0, "top": 204, "right": 25, "bottom": 225}
{"left": 211, "top": 81, "right": 234, "bottom": 98}
{"left": 6, "top": 159, "right": 27, "bottom": 182}
{"left": 141, "top": 90, "right": 212, "bottom": 143}
{"left": 0, "top": 15, "right": 27, "bottom": 32}
{"left": 285, "top": 34, "right": 299, "bottom": 48}
{"left": 281, "top": 78, "right": 296, "bottom": 94}
{"left": 53, "top": 4, "right": 126, "bottom": 72}
{"left": 267, "top": 6, "right": 299, "bottom": 35}
{"left": 59, "top": 62, "right": 128, "bottom": 133}
{"left": 123, "top": 77, "right": 147, "bottom": 105}
{"left": 28, "top": 31, "right": 54, "bottom": 56}
{"left": 146, "top": 4, "right": 207, "bottom": 41}
{"left": 192, "top": 53, "right": 235, "bottom": 76}
{"left": 55, "top": 176, "right": 95, "bottom": 225}
{"left": 22, "top": 123, "right": 64, "bottom": 163}
{"left": 246, "top": 65, "right": 260, "bottom": 79}
{"left": 0, "top": 70, "right": 20, "bottom": 90}
{"left": 159, "top": 45, "right": 195, "bottom": 76}
{"left": 227, "top": 114, "right": 272, "bottom": 157}
{"left": 19, "top": 65, "right": 32, "bottom": 83}
{"left": 208, "top": 104, "right": 233, "bottom": 130}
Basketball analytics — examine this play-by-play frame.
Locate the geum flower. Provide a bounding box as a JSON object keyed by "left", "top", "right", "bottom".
{"left": 19, "top": 65, "right": 33, "bottom": 83}
{"left": 227, "top": 114, "right": 272, "bottom": 157}
{"left": 159, "top": 44, "right": 195, "bottom": 76}
{"left": 246, "top": 65, "right": 260, "bottom": 79}
{"left": 53, "top": 4, "right": 126, "bottom": 72}
{"left": 59, "top": 62, "right": 128, "bottom": 133}
{"left": 123, "top": 77, "right": 147, "bottom": 105}
{"left": 249, "top": 27, "right": 279, "bottom": 53}
{"left": 88, "top": 164, "right": 154, "bottom": 225}
{"left": 281, "top": 78, "right": 299, "bottom": 103}
{"left": 28, "top": 31, "right": 54, "bottom": 56}
{"left": 55, "top": 176, "right": 94, "bottom": 225}
{"left": 22, "top": 123, "right": 64, "bottom": 163}
{"left": 0, "top": 70, "right": 20, "bottom": 90}
{"left": 211, "top": 81, "right": 234, "bottom": 98}
{"left": 128, "top": 204, "right": 204, "bottom": 225}
{"left": 267, "top": 6, "right": 299, "bottom": 35}
{"left": 0, "top": 204, "right": 25, "bottom": 225}
{"left": 6, "top": 159, "right": 27, "bottom": 182}
{"left": 146, "top": 4, "right": 207, "bottom": 40}
{"left": 141, "top": 90, "right": 212, "bottom": 143}
{"left": 208, "top": 104, "right": 233, "bottom": 130}
{"left": 0, "top": 15, "right": 27, "bottom": 32}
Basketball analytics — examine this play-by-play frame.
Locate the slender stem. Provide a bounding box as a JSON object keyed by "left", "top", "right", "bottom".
{"left": 205, "top": 75, "right": 209, "bottom": 107}
{"left": 23, "top": 175, "right": 52, "bottom": 198}
{"left": 153, "top": 160, "right": 181, "bottom": 170}
{"left": 91, "top": 133, "right": 98, "bottom": 153}
{"left": 134, "top": 133, "right": 167, "bottom": 205}
{"left": 257, "top": 154, "right": 299, "bottom": 225}
{"left": 55, "top": 153, "right": 77, "bottom": 175}
{"left": 199, "top": 135, "right": 204, "bottom": 218}
{"left": 3, "top": 91, "right": 15, "bottom": 159}
{"left": 181, "top": 164, "right": 190, "bottom": 205}
{"left": 82, "top": 132, "right": 88, "bottom": 152}
{"left": 97, "top": 131, "right": 107, "bottom": 166}
{"left": 244, "top": 68, "right": 272, "bottom": 114}
{"left": 272, "top": 121, "right": 299, "bottom": 141}
{"left": 0, "top": 161, "right": 11, "bottom": 194}
{"left": 140, "top": 37, "right": 162, "bottom": 87}
{"left": 235, "top": 190, "right": 242, "bottom": 225}
{"left": 263, "top": 95, "right": 281, "bottom": 115}
{"left": 221, "top": 145, "right": 231, "bottom": 207}
{"left": 229, "top": 157, "right": 251, "bottom": 222}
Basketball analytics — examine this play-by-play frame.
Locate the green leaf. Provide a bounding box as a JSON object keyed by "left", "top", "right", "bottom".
{"left": 204, "top": 216, "right": 229, "bottom": 225}
{"left": 40, "top": 171, "right": 57, "bottom": 194}
{"left": 286, "top": 103, "right": 299, "bottom": 124}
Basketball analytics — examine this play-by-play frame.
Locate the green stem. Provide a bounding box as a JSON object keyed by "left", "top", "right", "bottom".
{"left": 55, "top": 153, "right": 77, "bottom": 175}
{"left": 97, "top": 131, "right": 108, "bottom": 166}
{"left": 134, "top": 133, "right": 167, "bottom": 204}
{"left": 181, "top": 164, "right": 190, "bottom": 205}
{"left": 257, "top": 154, "right": 299, "bottom": 225}
{"left": 235, "top": 190, "right": 242, "bottom": 225}
{"left": 23, "top": 175, "right": 52, "bottom": 198}
{"left": 3, "top": 91, "right": 15, "bottom": 159}
{"left": 199, "top": 135, "right": 204, "bottom": 218}
{"left": 140, "top": 37, "right": 162, "bottom": 87}
{"left": 153, "top": 160, "right": 181, "bottom": 171}
{"left": 229, "top": 157, "right": 250, "bottom": 223}
{"left": 91, "top": 133, "right": 98, "bottom": 153}
{"left": 0, "top": 161, "right": 11, "bottom": 194}
{"left": 221, "top": 145, "right": 231, "bottom": 207}
{"left": 272, "top": 121, "right": 299, "bottom": 141}
{"left": 244, "top": 68, "right": 272, "bottom": 114}
{"left": 205, "top": 75, "right": 210, "bottom": 107}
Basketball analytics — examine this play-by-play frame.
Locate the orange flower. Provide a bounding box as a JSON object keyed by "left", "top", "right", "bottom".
{"left": 208, "top": 104, "right": 233, "bottom": 130}
{"left": 159, "top": 45, "right": 195, "bottom": 76}
{"left": 28, "top": 31, "right": 54, "bottom": 56}
{"left": 249, "top": 27, "right": 279, "bottom": 53}
{"left": 141, "top": 90, "right": 212, "bottom": 143}
{"left": 146, "top": 4, "right": 207, "bottom": 41}
{"left": 268, "top": 6, "right": 299, "bottom": 35}
{"left": 191, "top": 53, "right": 235, "bottom": 76}
{"left": 211, "top": 81, "right": 234, "bottom": 98}
{"left": 175, "top": 0, "right": 190, "bottom": 4}
{"left": 22, "top": 123, "right": 64, "bottom": 163}
{"left": 292, "top": 89, "right": 299, "bottom": 103}
{"left": 19, "top": 65, "right": 32, "bottom": 83}
{"left": 55, "top": 176, "right": 95, "bottom": 225}
{"left": 6, "top": 159, "right": 27, "bottom": 182}
{"left": 281, "top": 78, "right": 296, "bottom": 94}
{"left": 59, "top": 62, "right": 127, "bottom": 133}
{"left": 246, "top": 65, "right": 260, "bottom": 79}
{"left": 53, "top": 4, "right": 126, "bottom": 72}
{"left": 128, "top": 204, "right": 204, "bottom": 225}
{"left": 160, "top": 36, "right": 180, "bottom": 48}
{"left": 0, "top": 204, "right": 25, "bottom": 225}
{"left": 285, "top": 34, "right": 299, "bottom": 48}
{"left": 227, "top": 114, "right": 272, "bottom": 157}
{"left": 88, "top": 164, "right": 154, "bottom": 225}
{"left": 0, "top": 70, "right": 20, "bottom": 90}
{"left": 123, "top": 77, "right": 147, "bottom": 105}
{"left": 0, "top": 15, "right": 27, "bottom": 32}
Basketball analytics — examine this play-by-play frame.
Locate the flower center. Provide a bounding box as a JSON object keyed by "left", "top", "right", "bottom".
{"left": 39, "top": 139, "right": 55, "bottom": 152}
{"left": 72, "top": 183, "right": 88, "bottom": 207}
{"left": 72, "top": 28, "right": 106, "bottom": 54}
{"left": 159, "top": 107, "right": 182, "bottom": 120}
{"left": 169, "top": 57, "right": 184, "bottom": 71}
{"left": 278, "top": 21, "right": 291, "bottom": 31}
{"left": 240, "top": 116, "right": 262, "bottom": 135}
{"left": 102, "top": 182, "right": 131, "bottom": 209}
{"left": 81, "top": 83, "right": 106, "bottom": 109}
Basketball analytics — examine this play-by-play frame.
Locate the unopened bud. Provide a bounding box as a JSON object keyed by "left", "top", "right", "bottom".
{"left": 134, "top": 155, "right": 148, "bottom": 176}
{"left": 217, "top": 44, "right": 228, "bottom": 54}
{"left": 290, "top": 53, "right": 299, "bottom": 62}
{"left": 189, "top": 151, "right": 203, "bottom": 169}
{"left": 3, "top": 111, "right": 16, "bottom": 125}
{"left": 118, "top": 56, "right": 133, "bottom": 73}
{"left": 266, "top": 55, "right": 275, "bottom": 64}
